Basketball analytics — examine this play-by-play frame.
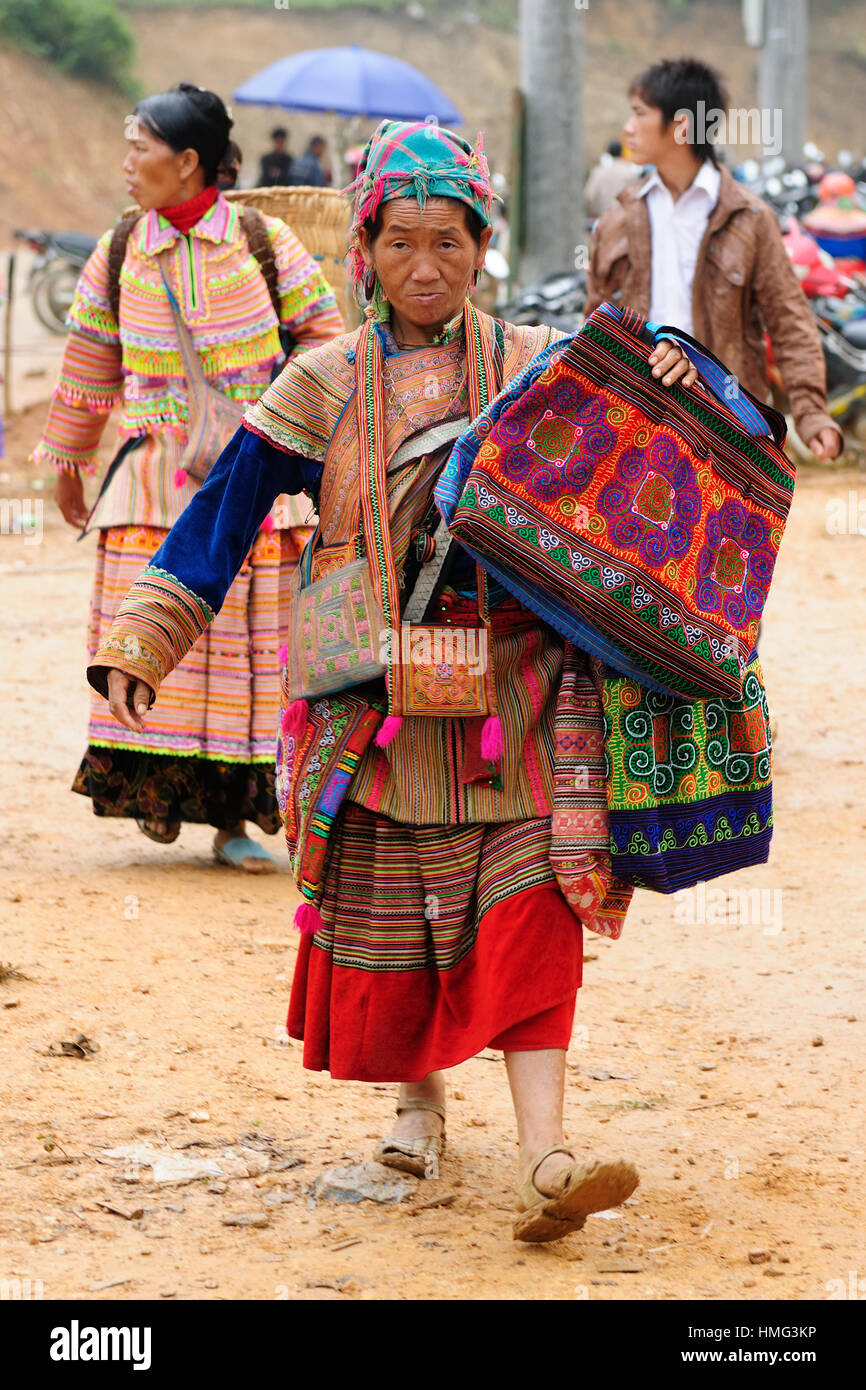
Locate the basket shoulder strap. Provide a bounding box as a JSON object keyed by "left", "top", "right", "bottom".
{"left": 239, "top": 205, "right": 281, "bottom": 321}
{"left": 107, "top": 213, "right": 143, "bottom": 322}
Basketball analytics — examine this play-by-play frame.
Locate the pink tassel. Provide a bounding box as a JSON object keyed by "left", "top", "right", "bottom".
{"left": 260, "top": 512, "right": 274, "bottom": 533}
{"left": 280, "top": 698, "right": 307, "bottom": 740}
{"left": 294, "top": 902, "right": 324, "bottom": 937}
{"left": 278, "top": 643, "right": 288, "bottom": 667}
{"left": 480, "top": 713, "right": 504, "bottom": 763}
{"left": 375, "top": 714, "right": 404, "bottom": 748}
{"left": 173, "top": 468, "right": 188, "bottom": 488}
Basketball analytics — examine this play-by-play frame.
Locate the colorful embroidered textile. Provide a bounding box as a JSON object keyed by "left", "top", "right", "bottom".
{"left": 550, "top": 644, "right": 634, "bottom": 939}
{"left": 603, "top": 654, "right": 774, "bottom": 891}
{"left": 86, "top": 523, "right": 308, "bottom": 762}
{"left": 437, "top": 302, "right": 794, "bottom": 700}
{"left": 32, "top": 190, "right": 343, "bottom": 531}
{"left": 287, "top": 801, "right": 582, "bottom": 1081}
{"left": 346, "top": 119, "right": 494, "bottom": 311}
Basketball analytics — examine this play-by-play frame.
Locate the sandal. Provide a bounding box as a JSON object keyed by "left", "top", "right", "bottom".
{"left": 373, "top": 1098, "right": 446, "bottom": 1180}
{"left": 213, "top": 835, "right": 277, "bottom": 875}
{"left": 513, "top": 1145, "right": 639, "bottom": 1244}
{"left": 137, "top": 817, "right": 181, "bottom": 845}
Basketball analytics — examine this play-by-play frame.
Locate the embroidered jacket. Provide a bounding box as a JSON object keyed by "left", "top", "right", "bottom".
{"left": 88, "top": 309, "right": 567, "bottom": 827}
{"left": 33, "top": 192, "right": 344, "bottom": 531}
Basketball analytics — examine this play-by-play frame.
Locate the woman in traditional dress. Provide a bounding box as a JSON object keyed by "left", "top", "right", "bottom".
{"left": 88, "top": 121, "right": 696, "bottom": 1240}
{"left": 34, "top": 84, "right": 343, "bottom": 871}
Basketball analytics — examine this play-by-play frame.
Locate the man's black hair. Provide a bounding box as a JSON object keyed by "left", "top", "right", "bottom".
{"left": 607, "top": 140, "right": 623, "bottom": 158}
{"left": 629, "top": 57, "right": 730, "bottom": 167}
{"left": 271, "top": 126, "right": 288, "bottom": 141}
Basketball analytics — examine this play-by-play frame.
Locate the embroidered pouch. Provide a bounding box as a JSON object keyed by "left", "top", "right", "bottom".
{"left": 285, "top": 554, "right": 388, "bottom": 701}
{"left": 389, "top": 622, "right": 489, "bottom": 718}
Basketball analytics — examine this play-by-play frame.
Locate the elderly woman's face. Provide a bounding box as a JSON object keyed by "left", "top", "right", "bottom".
{"left": 359, "top": 197, "right": 491, "bottom": 340}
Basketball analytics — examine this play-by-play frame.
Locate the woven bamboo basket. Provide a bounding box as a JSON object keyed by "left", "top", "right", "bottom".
{"left": 225, "top": 184, "right": 358, "bottom": 329}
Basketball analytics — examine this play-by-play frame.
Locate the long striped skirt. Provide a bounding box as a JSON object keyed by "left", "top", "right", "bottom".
{"left": 288, "top": 804, "right": 583, "bottom": 1082}
{"left": 73, "top": 522, "right": 309, "bottom": 832}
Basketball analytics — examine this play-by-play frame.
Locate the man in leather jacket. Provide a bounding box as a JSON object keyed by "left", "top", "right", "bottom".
{"left": 586, "top": 57, "right": 842, "bottom": 461}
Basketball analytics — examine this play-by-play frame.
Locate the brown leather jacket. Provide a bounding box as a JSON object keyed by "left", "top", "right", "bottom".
{"left": 586, "top": 165, "right": 838, "bottom": 446}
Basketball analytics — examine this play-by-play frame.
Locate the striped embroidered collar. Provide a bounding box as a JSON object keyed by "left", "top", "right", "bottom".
{"left": 138, "top": 192, "right": 238, "bottom": 256}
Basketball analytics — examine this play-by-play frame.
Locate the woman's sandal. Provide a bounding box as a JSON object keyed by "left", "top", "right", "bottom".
{"left": 212, "top": 835, "right": 277, "bottom": 875}
{"left": 513, "top": 1145, "right": 640, "bottom": 1244}
{"left": 137, "top": 817, "right": 181, "bottom": 845}
{"left": 373, "top": 1098, "right": 446, "bottom": 1180}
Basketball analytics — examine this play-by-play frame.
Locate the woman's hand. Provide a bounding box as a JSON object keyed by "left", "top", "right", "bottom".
{"left": 55, "top": 469, "right": 90, "bottom": 528}
{"left": 648, "top": 339, "right": 699, "bottom": 390}
{"left": 106, "top": 669, "right": 153, "bottom": 733}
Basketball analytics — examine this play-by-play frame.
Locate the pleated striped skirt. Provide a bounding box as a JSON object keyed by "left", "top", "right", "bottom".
{"left": 288, "top": 803, "right": 584, "bottom": 1081}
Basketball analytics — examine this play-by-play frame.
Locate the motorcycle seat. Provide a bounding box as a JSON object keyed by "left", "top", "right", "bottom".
{"left": 53, "top": 232, "right": 99, "bottom": 259}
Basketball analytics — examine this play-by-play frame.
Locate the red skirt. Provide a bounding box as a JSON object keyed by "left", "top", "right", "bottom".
{"left": 287, "top": 803, "right": 583, "bottom": 1082}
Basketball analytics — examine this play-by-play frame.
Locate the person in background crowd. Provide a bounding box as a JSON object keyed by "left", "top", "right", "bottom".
{"left": 586, "top": 57, "right": 843, "bottom": 462}
{"left": 258, "top": 127, "right": 293, "bottom": 187}
{"left": 34, "top": 84, "right": 344, "bottom": 870}
{"left": 585, "top": 139, "right": 641, "bottom": 220}
{"left": 289, "top": 136, "right": 330, "bottom": 187}
{"left": 217, "top": 139, "right": 243, "bottom": 191}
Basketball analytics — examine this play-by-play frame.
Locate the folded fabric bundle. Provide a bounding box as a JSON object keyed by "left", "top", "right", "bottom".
{"left": 436, "top": 302, "right": 794, "bottom": 700}
{"left": 602, "top": 654, "right": 773, "bottom": 892}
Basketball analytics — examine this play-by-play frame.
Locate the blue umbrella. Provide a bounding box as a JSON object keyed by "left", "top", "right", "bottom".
{"left": 233, "top": 44, "right": 462, "bottom": 125}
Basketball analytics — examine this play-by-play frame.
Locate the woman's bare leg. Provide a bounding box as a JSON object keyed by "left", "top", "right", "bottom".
{"left": 387, "top": 1070, "right": 446, "bottom": 1141}
{"left": 504, "top": 1048, "right": 575, "bottom": 1194}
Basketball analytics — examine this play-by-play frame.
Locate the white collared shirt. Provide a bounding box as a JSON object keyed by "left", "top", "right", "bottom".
{"left": 640, "top": 161, "right": 721, "bottom": 335}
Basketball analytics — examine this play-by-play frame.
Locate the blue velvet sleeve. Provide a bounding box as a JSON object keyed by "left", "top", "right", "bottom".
{"left": 149, "top": 425, "right": 323, "bottom": 614}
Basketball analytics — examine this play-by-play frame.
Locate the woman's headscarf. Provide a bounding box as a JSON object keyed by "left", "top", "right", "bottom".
{"left": 346, "top": 119, "right": 495, "bottom": 317}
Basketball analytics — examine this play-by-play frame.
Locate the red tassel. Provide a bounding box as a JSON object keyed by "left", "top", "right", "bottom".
{"left": 294, "top": 902, "right": 323, "bottom": 936}
{"left": 173, "top": 468, "right": 188, "bottom": 488}
{"left": 278, "top": 643, "right": 288, "bottom": 667}
{"left": 260, "top": 512, "right": 275, "bottom": 533}
{"left": 375, "top": 714, "right": 403, "bottom": 748}
{"left": 480, "top": 713, "right": 504, "bottom": 763}
{"left": 280, "top": 698, "right": 307, "bottom": 740}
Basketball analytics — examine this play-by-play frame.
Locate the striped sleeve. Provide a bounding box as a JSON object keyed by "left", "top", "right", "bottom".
{"left": 87, "top": 426, "right": 320, "bottom": 700}
{"left": 31, "top": 230, "right": 123, "bottom": 474}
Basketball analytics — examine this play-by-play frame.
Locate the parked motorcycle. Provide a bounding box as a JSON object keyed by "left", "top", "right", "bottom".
{"left": 14, "top": 228, "right": 97, "bottom": 334}
{"left": 501, "top": 270, "right": 586, "bottom": 334}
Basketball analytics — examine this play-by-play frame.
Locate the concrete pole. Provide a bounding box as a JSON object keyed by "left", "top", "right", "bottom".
{"left": 758, "top": 0, "right": 808, "bottom": 164}
{"left": 519, "top": 0, "right": 585, "bottom": 283}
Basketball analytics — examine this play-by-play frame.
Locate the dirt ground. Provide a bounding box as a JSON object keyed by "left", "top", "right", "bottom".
{"left": 1, "top": 402, "right": 865, "bottom": 1303}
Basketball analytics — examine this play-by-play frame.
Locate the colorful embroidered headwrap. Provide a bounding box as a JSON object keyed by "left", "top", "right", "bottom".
{"left": 346, "top": 118, "right": 495, "bottom": 317}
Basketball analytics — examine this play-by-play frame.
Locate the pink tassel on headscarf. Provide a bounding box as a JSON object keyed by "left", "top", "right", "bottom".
{"left": 278, "top": 643, "right": 288, "bottom": 667}
{"left": 173, "top": 468, "right": 188, "bottom": 488}
{"left": 281, "top": 699, "right": 308, "bottom": 741}
{"left": 480, "top": 713, "right": 504, "bottom": 763}
{"left": 375, "top": 714, "right": 404, "bottom": 748}
{"left": 294, "top": 902, "right": 324, "bottom": 936}
{"left": 260, "top": 512, "right": 274, "bottom": 533}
